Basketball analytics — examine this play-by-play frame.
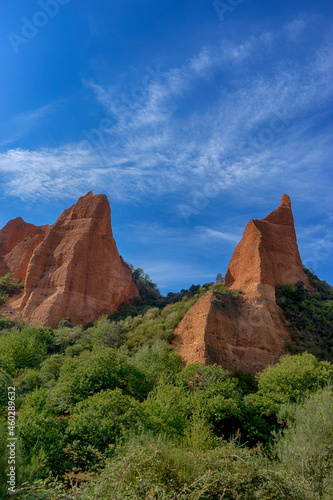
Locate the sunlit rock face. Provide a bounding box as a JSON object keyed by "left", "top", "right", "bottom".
{"left": 2, "top": 192, "right": 138, "bottom": 327}
{"left": 173, "top": 195, "right": 310, "bottom": 374}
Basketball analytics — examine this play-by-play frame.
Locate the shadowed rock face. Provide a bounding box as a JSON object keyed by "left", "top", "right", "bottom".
{"left": 1, "top": 192, "right": 138, "bottom": 327}
{"left": 172, "top": 290, "right": 290, "bottom": 374}
{"left": 173, "top": 195, "right": 309, "bottom": 374}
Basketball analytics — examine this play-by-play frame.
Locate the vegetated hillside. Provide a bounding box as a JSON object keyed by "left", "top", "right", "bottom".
{"left": 0, "top": 269, "right": 333, "bottom": 499}
{"left": 276, "top": 267, "right": 333, "bottom": 361}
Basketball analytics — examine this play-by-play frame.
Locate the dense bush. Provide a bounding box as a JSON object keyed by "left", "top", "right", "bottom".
{"left": 18, "top": 388, "right": 69, "bottom": 475}
{"left": 77, "top": 434, "right": 309, "bottom": 500}
{"left": 276, "top": 269, "right": 333, "bottom": 360}
{"left": 178, "top": 363, "right": 244, "bottom": 439}
{"left": 249, "top": 352, "right": 333, "bottom": 416}
{"left": 272, "top": 386, "right": 333, "bottom": 498}
{"left": 49, "top": 347, "right": 148, "bottom": 411}
{"left": 0, "top": 326, "right": 55, "bottom": 375}
{"left": 0, "top": 368, "right": 13, "bottom": 411}
{"left": 133, "top": 341, "right": 183, "bottom": 387}
{"left": 142, "top": 381, "right": 192, "bottom": 438}
{"left": 65, "top": 389, "right": 143, "bottom": 470}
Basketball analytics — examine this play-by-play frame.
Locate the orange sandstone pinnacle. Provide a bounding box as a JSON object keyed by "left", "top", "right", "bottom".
{"left": 173, "top": 194, "right": 310, "bottom": 374}
{"left": 0, "top": 192, "right": 139, "bottom": 327}
{"left": 225, "top": 194, "right": 310, "bottom": 293}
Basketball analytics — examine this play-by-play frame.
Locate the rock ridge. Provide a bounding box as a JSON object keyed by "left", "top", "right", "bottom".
{"left": 1, "top": 192, "right": 138, "bottom": 327}
{"left": 173, "top": 194, "right": 309, "bottom": 373}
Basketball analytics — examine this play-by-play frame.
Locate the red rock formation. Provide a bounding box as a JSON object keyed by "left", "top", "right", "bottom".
{"left": 225, "top": 194, "right": 310, "bottom": 294}
{"left": 173, "top": 290, "right": 290, "bottom": 374}
{"left": 0, "top": 234, "right": 46, "bottom": 281}
{"left": 0, "top": 217, "right": 46, "bottom": 257}
{"left": 0, "top": 218, "right": 49, "bottom": 280}
{"left": 3, "top": 192, "right": 138, "bottom": 327}
{"left": 173, "top": 194, "right": 309, "bottom": 374}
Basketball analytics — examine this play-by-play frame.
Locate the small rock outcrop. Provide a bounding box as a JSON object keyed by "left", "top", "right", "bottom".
{"left": 173, "top": 195, "right": 309, "bottom": 373}
{"left": 2, "top": 192, "right": 138, "bottom": 327}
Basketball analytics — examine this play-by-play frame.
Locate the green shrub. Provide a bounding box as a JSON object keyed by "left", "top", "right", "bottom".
{"left": 38, "top": 354, "right": 64, "bottom": 387}
{"left": 50, "top": 347, "right": 148, "bottom": 411}
{"left": 276, "top": 269, "right": 333, "bottom": 361}
{"left": 0, "top": 274, "right": 23, "bottom": 304}
{"left": 65, "top": 388, "right": 143, "bottom": 470}
{"left": 0, "top": 316, "right": 16, "bottom": 330}
{"left": 15, "top": 368, "right": 41, "bottom": 393}
{"left": 18, "top": 389, "right": 69, "bottom": 476}
{"left": 122, "top": 293, "right": 203, "bottom": 351}
{"left": 88, "top": 315, "right": 126, "bottom": 348}
{"left": 78, "top": 434, "right": 309, "bottom": 499}
{"left": 272, "top": 386, "right": 333, "bottom": 498}
{"left": 133, "top": 341, "right": 183, "bottom": 387}
{"left": 53, "top": 325, "right": 85, "bottom": 352}
{"left": 249, "top": 352, "right": 333, "bottom": 417}
{"left": 0, "top": 368, "right": 13, "bottom": 410}
{"left": 143, "top": 381, "right": 192, "bottom": 438}
{"left": 0, "top": 326, "right": 55, "bottom": 375}
{"left": 178, "top": 363, "right": 243, "bottom": 439}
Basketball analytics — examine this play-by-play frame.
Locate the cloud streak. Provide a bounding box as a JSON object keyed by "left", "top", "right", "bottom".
{"left": 0, "top": 17, "right": 332, "bottom": 208}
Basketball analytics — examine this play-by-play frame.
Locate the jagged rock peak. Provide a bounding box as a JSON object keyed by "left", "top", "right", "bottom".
{"left": 0, "top": 217, "right": 47, "bottom": 260}
{"left": 280, "top": 193, "right": 291, "bottom": 208}
{"left": 3, "top": 193, "right": 139, "bottom": 328}
{"left": 173, "top": 193, "right": 309, "bottom": 374}
{"left": 225, "top": 194, "right": 310, "bottom": 292}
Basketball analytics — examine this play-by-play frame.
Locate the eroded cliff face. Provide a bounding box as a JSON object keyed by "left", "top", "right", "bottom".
{"left": 225, "top": 194, "right": 311, "bottom": 295}
{"left": 1, "top": 192, "right": 138, "bottom": 327}
{"left": 173, "top": 195, "right": 309, "bottom": 374}
{"left": 0, "top": 218, "right": 49, "bottom": 280}
{"left": 173, "top": 290, "right": 290, "bottom": 374}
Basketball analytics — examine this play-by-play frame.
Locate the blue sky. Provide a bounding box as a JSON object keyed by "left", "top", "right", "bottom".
{"left": 0, "top": 0, "right": 332, "bottom": 293}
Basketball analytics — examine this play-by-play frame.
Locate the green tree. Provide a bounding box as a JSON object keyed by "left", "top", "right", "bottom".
{"left": 143, "top": 381, "right": 191, "bottom": 438}
{"left": 0, "top": 273, "right": 23, "bottom": 304}
{"left": 273, "top": 387, "right": 333, "bottom": 498}
{"left": 65, "top": 389, "right": 143, "bottom": 470}
{"left": 249, "top": 352, "right": 333, "bottom": 417}
{"left": 133, "top": 340, "right": 183, "bottom": 388}
{"left": 0, "top": 326, "right": 55, "bottom": 374}
{"left": 179, "top": 363, "right": 243, "bottom": 438}
{"left": 18, "top": 388, "right": 69, "bottom": 476}
{"left": 50, "top": 347, "right": 148, "bottom": 411}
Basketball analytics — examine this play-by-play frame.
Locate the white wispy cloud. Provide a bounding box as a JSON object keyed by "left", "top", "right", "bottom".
{"left": 0, "top": 101, "right": 63, "bottom": 149}
{"left": 196, "top": 226, "right": 241, "bottom": 243}
{"left": 0, "top": 16, "right": 332, "bottom": 208}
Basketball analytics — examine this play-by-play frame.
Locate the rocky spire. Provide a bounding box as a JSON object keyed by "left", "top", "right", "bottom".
{"left": 5, "top": 192, "right": 138, "bottom": 327}
{"left": 225, "top": 194, "right": 310, "bottom": 291}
